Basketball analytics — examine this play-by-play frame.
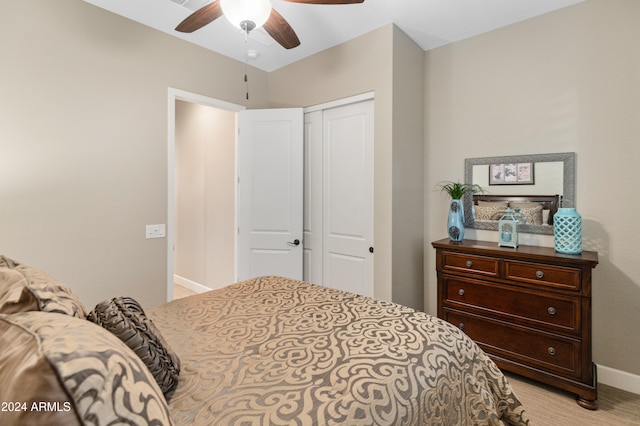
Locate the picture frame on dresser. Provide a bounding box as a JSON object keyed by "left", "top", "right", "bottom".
{"left": 431, "top": 238, "right": 599, "bottom": 410}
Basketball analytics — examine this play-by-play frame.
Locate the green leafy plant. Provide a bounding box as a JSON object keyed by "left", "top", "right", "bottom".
{"left": 436, "top": 181, "right": 484, "bottom": 199}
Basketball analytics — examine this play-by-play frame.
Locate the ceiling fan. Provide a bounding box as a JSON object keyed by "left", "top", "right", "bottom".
{"left": 175, "top": 0, "right": 365, "bottom": 50}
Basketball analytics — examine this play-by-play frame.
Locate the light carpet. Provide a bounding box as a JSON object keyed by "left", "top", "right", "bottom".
{"left": 505, "top": 372, "right": 640, "bottom": 425}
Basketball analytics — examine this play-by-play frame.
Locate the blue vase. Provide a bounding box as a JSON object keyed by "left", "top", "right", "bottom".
{"left": 554, "top": 207, "right": 582, "bottom": 254}
{"left": 448, "top": 199, "right": 465, "bottom": 242}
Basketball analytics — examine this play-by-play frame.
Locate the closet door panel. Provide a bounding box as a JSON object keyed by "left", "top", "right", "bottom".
{"left": 322, "top": 100, "right": 374, "bottom": 297}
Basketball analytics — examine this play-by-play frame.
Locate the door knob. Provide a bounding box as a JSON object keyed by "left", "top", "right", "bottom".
{"left": 288, "top": 239, "right": 301, "bottom": 246}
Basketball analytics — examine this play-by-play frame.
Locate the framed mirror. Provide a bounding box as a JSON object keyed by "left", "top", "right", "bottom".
{"left": 464, "top": 152, "right": 575, "bottom": 235}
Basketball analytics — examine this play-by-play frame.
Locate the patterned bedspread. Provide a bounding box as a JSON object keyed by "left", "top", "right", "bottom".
{"left": 148, "top": 276, "right": 529, "bottom": 425}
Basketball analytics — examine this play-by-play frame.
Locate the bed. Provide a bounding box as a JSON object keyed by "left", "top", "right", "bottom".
{"left": 472, "top": 194, "right": 560, "bottom": 226}
{"left": 148, "top": 276, "right": 529, "bottom": 425}
{"left": 0, "top": 255, "right": 529, "bottom": 425}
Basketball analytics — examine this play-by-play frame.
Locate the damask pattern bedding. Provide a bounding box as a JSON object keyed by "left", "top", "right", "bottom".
{"left": 148, "top": 276, "right": 529, "bottom": 425}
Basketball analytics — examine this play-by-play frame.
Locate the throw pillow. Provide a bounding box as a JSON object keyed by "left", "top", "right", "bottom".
{"left": 88, "top": 296, "right": 181, "bottom": 399}
{"left": 474, "top": 205, "right": 507, "bottom": 221}
{"left": 0, "top": 256, "right": 87, "bottom": 318}
{"left": 0, "top": 311, "right": 173, "bottom": 425}
{"left": 510, "top": 202, "right": 544, "bottom": 225}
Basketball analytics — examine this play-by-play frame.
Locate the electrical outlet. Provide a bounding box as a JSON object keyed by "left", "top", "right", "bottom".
{"left": 146, "top": 224, "right": 166, "bottom": 239}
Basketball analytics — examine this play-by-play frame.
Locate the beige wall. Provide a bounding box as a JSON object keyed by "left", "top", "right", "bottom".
{"left": 424, "top": 0, "right": 640, "bottom": 379}
{"left": 0, "top": 0, "right": 268, "bottom": 308}
{"left": 2, "top": 0, "right": 637, "bottom": 386}
{"left": 270, "top": 25, "right": 425, "bottom": 309}
{"left": 391, "top": 27, "right": 425, "bottom": 308}
{"left": 175, "top": 101, "right": 236, "bottom": 290}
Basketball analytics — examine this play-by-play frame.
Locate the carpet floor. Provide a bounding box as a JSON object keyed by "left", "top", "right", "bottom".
{"left": 505, "top": 372, "right": 640, "bottom": 425}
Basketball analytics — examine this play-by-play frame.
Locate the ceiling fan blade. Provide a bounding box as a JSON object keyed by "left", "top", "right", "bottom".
{"left": 282, "top": 0, "right": 364, "bottom": 4}
{"left": 175, "top": 1, "right": 223, "bottom": 33}
{"left": 263, "top": 9, "right": 301, "bottom": 49}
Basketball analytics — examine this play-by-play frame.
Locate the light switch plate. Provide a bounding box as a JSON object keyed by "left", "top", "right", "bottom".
{"left": 146, "top": 224, "right": 166, "bottom": 239}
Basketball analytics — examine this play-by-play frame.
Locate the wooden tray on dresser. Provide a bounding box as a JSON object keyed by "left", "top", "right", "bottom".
{"left": 431, "top": 238, "right": 599, "bottom": 409}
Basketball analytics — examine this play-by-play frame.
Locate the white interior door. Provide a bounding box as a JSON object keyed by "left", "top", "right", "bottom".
{"left": 237, "top": 108, "right": 303, "bottom": 281}
{"left": 322, "top": 100, "right": 374, "bottom": 296}
{"left": 303, "top": 110, "right": 323, "bottom": 284}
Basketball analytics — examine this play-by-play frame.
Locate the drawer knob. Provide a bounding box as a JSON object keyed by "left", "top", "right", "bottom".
{"left": 458, "top": 323, "right": 465, "bottom": 330}
{"left": 548, "top": 347, "right": 556, "bottom": 356}
{"left": 466, "top": 260, "right": 473, "bottom": 268}
{"left": 536, "top": 270, "right": 545, "bottom": 279}
{"left": 458, "top": 289, "right": 465, "bottom": 296}
{"left": 548, "top": 307, "right": 557, "bottom": 315}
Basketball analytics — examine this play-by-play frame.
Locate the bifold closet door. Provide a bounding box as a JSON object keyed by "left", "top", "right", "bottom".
{"left": 321, "top": 100, "right": 374, "bottom": 297}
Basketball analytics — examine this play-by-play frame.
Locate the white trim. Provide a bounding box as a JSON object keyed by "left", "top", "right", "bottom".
{"left": 174, "top": 274, "right": 211, "bottom": 294}
{"left": 167, "top": 87, "right": 245, "bottom": 302}
{"left": 233, "top": 112, "right": 239, "bottom": 280}
{"left": 597, "top": 364, "right": 640, "bottom": 395}
{"left": 169, "top": 88, "right": 245, "bottom": 111}
{"left": 304, "top": 91, "right": 374, "bottom": 113}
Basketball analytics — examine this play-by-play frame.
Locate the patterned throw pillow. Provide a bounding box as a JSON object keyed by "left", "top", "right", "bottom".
{"left": 474, "top": 204, "right": 507, "bottom": 220}
{"left": 0, "top": 256, "right": 87, "bottom": 318}
{"left": 0, "top": 311, "right": 173, "bottom": 426}
{"left": 88, "top": 297, "right": 181, "bottom": 400}
{"left": 510, "top": 202, "right": 544, "bottom": 225}
{"left": 0, "top": 266, "right": 38, "bottom": 314}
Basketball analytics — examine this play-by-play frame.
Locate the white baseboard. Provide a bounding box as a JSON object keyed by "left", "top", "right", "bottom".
{"left": 597, "top": 364, "right": 640, "bottom": 395}
{"left": 174, "top": 275, "right": 211, "bottom": 294}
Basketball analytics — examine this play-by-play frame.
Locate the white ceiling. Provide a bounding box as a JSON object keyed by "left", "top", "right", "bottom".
{"left": 84, "top": 0, "right": 584, "bottom": 72}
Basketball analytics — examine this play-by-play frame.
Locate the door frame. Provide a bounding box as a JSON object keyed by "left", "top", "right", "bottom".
{"left": 304, "top": 92, "right": 374, "bottom": 114}
{"left": 166, "top": 88, "right": 245, "bottom": 302}
{"left": 166, "top": 90, "right": 373, "bottom": 301}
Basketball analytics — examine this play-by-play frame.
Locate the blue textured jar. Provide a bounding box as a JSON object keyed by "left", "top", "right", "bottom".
{"left": 554, "top": 208, "right": 582, "bottom": 254}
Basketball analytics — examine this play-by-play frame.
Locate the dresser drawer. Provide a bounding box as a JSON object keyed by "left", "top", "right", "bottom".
{"left": 433, "top": 238, "right": 599, "bottom": 407}
{"left": 505, "top": 260, "right": 581, "bottom": 291}
{"left": 444, "top": 310, "right": 581, "bottom": 378}
{"left": 441, "top": 252, "right": 500, "bottom": 277}
{"left": 442, "top": 276, "right": 580, "bottom": 333}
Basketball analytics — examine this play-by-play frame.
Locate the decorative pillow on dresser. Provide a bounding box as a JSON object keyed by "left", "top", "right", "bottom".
{"left": 0, "top": 255, "right": 87, "bottom": 318}
{"left": 87, "top": 296, "right": 181, "bottom": 399}
{"left": 0, "top": 311, "right": 173, "bottom": 426}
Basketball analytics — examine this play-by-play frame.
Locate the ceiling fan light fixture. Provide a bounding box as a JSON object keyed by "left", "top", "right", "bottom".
{"left": 220, "top": 0, "right": 272, "bottom": 32}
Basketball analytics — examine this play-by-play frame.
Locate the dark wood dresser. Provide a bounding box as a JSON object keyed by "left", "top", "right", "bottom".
{"left": 431, "top": 238, "right": 599, "bottom": 409}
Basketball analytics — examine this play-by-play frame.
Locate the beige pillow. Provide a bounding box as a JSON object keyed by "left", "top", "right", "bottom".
{"left": 0, "top": 256, "right": 87, "bottom": 318}
{"left": 475, "top": 205, "right": 507, "bottom": 220}
{"left": 510, "top": 203, "right": 544, "bottom": 225}
{"left": 509, "top": 202, "right": 541, "bottom": 210}
{"left": 0, "top": 266, "right": 39, "bottom": 314}
{"left": 88, "top": 297, "right": 181, "bottom": 400}
{"left": 0, "top": 311, "right": 173, "bottom": 426}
